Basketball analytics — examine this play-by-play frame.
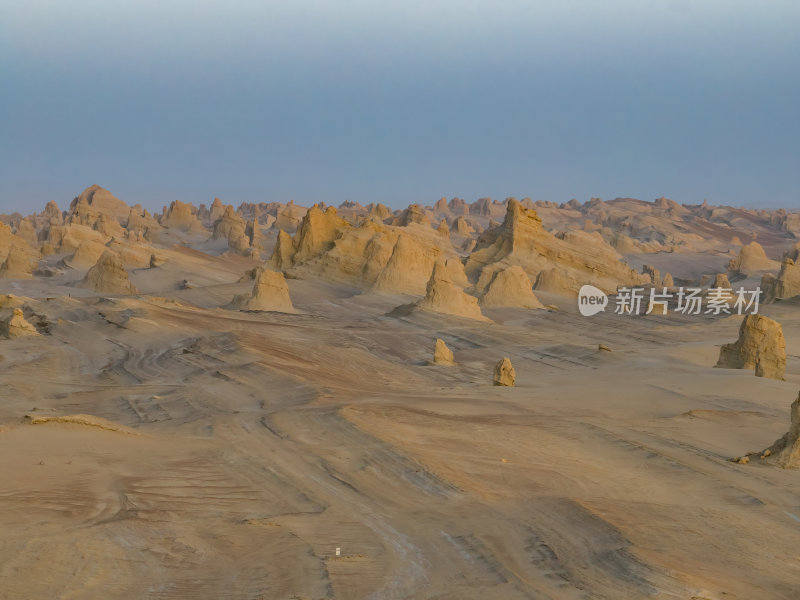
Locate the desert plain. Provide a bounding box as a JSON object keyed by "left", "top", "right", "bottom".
{"left": 1, "top": 187, "right": 800, "bottom": 599}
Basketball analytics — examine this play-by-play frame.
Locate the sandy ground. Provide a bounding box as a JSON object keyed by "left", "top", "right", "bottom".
{"left": 2, "top": 252, "right": 800, "bottom": 599}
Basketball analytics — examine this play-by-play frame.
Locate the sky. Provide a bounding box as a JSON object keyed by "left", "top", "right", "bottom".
{"left": 1, "top": 0, "right": 798, "bottom": 213}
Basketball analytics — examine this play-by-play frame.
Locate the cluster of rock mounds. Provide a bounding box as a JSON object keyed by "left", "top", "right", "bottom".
{"left": 267, "top": 198, "right": 649, "bottom": 319}
{"left": 6, "top": 185, "right": 800, "bottom": 311}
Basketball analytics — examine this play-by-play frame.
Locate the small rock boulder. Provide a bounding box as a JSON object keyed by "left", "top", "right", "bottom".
{"left": 433, "top": 338, "right": 455, "bottom": 366}
{"left": 493, "top": 357, "right": 515, "bottom": 386}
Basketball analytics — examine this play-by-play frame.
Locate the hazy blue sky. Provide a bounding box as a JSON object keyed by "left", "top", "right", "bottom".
{"left": 1, "top": 0, "right": 798, "bottom": 212}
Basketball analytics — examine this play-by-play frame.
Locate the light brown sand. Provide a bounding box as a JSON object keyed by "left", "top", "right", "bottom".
{"left": 1, "top": 252, "right": 800, "bottom": 599}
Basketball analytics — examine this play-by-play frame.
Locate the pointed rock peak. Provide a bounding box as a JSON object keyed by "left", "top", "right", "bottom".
{"left": 231, "top": 268, "right": 295, "bottom": 313}
{"left": 433, "top": 338, "right": 455, "bottom": 365}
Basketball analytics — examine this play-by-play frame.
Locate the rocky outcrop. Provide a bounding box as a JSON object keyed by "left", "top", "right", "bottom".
{"left": 161, "top": 200, "right": 205, "bottom": 232}
{"left": 274, "top": 201, "right": 306, "bottom": 232}
{"left": 392, "top": 204, "right": 431, "bottom": 227}
{"left": 292, "top": 206, "right": 349, "bottom": 264}
{"left": 452, "top": 216, "right": 474, "bottom": 236}
{"left": 368, "top": 203, "right": 392, "bottom": 221}
{"left": 433, "top": 338, "right": 455, "bottom": 365}
{"left": 271, "top": 230, "right": 296, "bottom": 271}
{"left": 761, "top": 257, "right": 800, "bottom": 302}
{"left": 534, "top": 267, "right": 579, "bottom": 297}
{"left": 126, "top": 208, "right": 160, "bottom": 237}
{"left": 758, "top": 392, "right": 800, "bottom": 468}
{"left": 716, "top": 314, "right": 786, "bottom": 379}
{"left": 414, "top": 261, "right": 489, "bottom": 321}
{"left": 94, "top": 213, "right": 125, "bottom": 238}
{"left": 465, "top": 199, "right": 646, "bottom": 294}
{"left": 642, "top": 264, "right": 661, "bottom": 286}
{"left": 14, "top": 218, "right": 38, "bottom": 247}
{"left": 712, "top": 273, "right": 732, "bottom": 289}
{"left": 728, "top": 241, "right": 776, "bottom": 274}
{"left": 480, "top": 266, "right": 544, "bottom": 309}
{"left": 230, "top": 269, "right": 295, "bottom": 313}
{"left": 0, "top": 245, "right": 37, "bottom": 279}
{"left": 80, "top": 251, "right": 138, "bottom": 294}
{"left": 213, "top": 205, "right": 247, "bottom": 242}
{"left": 493, "top": 357, "right": 515, "bottom": 386}
{"left": 0, "top": 221, "right": 35, "bottom": 260}
{"left": 0, "top": 308, "right": 39, "bottom": 338}
{"left": 245, "top": 219, "right": 263, "bottom": 252}
{"left": 68, "top": 185, "right": 130, "bottom": 223}
{"left": 41, "top": 200, "right": 63, "bottom": 226}
{"left": 208, "top": 197, "right": 226, "bottom": 223}
{"left": 61, "top": 240, "right": 108, "bottom": 269}
{"left": 373, "top": 234, "right": 440, "bottom": 296}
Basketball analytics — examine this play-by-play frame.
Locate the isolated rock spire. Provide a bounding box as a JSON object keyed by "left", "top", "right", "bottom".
{"left": 433, "top": 338, "right": 455, "bottom": 365}
{"left": 716, "top": 314, "right": 786, "bottom": 379}
{"left": 493, "top": 357, "right": 515, "bottom": 386}
{"left": 230, "top": 268, "right": 295, "bottom": 313}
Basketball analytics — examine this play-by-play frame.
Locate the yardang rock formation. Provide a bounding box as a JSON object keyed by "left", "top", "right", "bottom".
{"left": 716, "top": 314, "right": 786, "bottom": 380}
